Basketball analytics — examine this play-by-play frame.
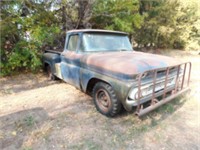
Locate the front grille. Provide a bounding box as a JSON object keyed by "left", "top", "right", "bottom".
{"left": 143, "top": 67, "right": 178, "bottom": 81}
{"left": 148, "top": 78, "right": 174, "bottom": 91}
{"left": 139, "top": 78, "right": 175, "bottom": 98}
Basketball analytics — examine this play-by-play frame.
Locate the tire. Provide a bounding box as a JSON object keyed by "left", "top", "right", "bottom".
{"left": 46, "top": 65, "right": 56, "bottom": 80}
{"left": 93, "top": 82, "right": 121, "bottom": 117}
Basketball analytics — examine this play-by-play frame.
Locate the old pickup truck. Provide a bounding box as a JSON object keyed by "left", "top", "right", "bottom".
{"left": 43, "top": 29, "right": 191, "bottom": 117}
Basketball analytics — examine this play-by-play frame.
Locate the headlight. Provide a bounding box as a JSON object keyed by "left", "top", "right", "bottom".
{"left": 128, "top": 87, "right": 150, "bottom": 101}
{"left": 128, "top": 88, "right": 138, "bottom": 100}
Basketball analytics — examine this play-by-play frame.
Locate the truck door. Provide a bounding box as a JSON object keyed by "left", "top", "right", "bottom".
{"left": 60, "top": 34, "right": 82, "bottom": 88}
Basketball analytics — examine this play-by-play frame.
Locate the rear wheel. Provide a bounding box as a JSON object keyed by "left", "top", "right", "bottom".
{"left": 93, "top": 82, "right": 121, "bottom": 117}
{"left": 46, "top": 65, "right": 56, "bottom": 80}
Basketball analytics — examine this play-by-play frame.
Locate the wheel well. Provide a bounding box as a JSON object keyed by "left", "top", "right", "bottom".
{"left": 44, "top": 62, "right": 50, "bottom": 71}
{"left": 86, "top": 78, "right": 109, "bottom": 95}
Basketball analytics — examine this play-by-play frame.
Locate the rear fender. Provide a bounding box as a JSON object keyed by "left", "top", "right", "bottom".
{"left": 43, "top": 52, "right": 61, "bottom": 74}
{"left": 43, "top": 61, "right": 55, "bottom": 74}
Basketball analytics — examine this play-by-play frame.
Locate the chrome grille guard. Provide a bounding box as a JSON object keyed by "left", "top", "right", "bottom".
{"left": 135, "top": 62, "right": 191, "bottom": 116}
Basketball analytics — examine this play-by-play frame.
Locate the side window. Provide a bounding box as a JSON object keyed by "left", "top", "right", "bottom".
{"left": 67, "top": 35, "right": 79, "bottom": 51}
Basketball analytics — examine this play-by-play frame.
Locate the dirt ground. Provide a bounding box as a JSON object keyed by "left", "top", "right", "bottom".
{"left": 0, "top": 50, "right": 200, "bottom": 150}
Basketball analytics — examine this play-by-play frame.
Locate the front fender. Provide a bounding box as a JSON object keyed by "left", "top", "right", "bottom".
{"left": 80, "top": 68, "right": 134, "bottom": 111}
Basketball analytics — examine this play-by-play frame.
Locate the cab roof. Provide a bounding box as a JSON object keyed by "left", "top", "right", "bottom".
{"left": 67, "top": 29, "right": 127, "bottom": 35}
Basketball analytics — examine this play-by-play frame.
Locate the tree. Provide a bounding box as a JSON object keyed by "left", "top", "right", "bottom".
{"left": 135, "top": 0, "right": 200, "bottom": 49}
{"left": 91, "top": 0, "right": 143, "bottom": 34}
{"left": 0, "top": 0, "right": 94, "bottom": 75}
{"left": 0, "top": 0, "right": 199, "bottom": 76}
{"left": 0, "top": 0, "right": 60, "bottom": 75}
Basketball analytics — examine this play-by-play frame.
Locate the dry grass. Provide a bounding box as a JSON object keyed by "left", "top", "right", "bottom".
{"left": 22, "top": 121, "right": 53, "bottom": 148}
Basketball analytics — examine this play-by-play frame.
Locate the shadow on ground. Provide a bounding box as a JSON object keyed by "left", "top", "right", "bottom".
{"left": 0, "top": 73, "right": 61, "bottom": 95}
{"left": 0, "top": 107, "right": 49, "bottom": 150}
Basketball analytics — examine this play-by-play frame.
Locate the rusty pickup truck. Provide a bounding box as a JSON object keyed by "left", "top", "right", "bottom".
{"left": 43, "top": 29, "right": 191, "bottom": 117}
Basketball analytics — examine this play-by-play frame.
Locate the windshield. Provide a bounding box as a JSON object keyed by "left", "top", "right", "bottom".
{"left": 81, "top": 33, "right": 133, "bottom": 52}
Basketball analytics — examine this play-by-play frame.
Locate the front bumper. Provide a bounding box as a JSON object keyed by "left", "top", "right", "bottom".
{"left": 124, "top": 62, "right": 191, "bottom": 116}
{"left": 136, "top": 87, "right": 190, "bottom": 116}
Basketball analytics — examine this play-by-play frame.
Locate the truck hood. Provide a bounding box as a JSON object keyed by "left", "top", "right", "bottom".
{"left": 83, "top": 51, "right": 180, "bottom": 79}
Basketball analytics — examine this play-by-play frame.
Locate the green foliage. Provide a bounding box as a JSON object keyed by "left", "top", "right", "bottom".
{"left": 0, "top": 0, "right": 199, "bottom": 76}
{"left": 0, "top": 0, "right": 60, "bottom": 76}
{"left": 24, "top": 115, "right": 35, "bottom": 127}
{"left": 91, "top": 0, "right": 199, "bottom": 49}
{"left": 92, "top": 0, "right": 143, "bottom": 33}
{"left": 135, "top": 0, "right": 200, "bottom": 49}
{"left": 1, "top": 41, "right": 41, "bottom": 76}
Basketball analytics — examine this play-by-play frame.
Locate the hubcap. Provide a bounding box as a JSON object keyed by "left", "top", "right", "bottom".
{"left": 96, "top": 89, "right": 111, "bottom": 112}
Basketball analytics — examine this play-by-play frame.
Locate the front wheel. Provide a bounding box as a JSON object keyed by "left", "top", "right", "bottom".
{"left": 93, "top": 82, "right": 121, "bottom": 117}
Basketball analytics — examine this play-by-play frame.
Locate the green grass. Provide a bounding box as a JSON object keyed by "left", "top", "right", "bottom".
{"left": 24, "top": 116, "right": 35, "bottom": 127}
{"left": 125, "top": 97, "right": 185, "bottom": 138}
{"left": 69, "top": 139, "right": 101, "bottom": 150}
{"left": 162, "top": 103, "right": 174, "bottom": 113}
{"left": 155, "top": 96, "right": 185, "bottom": 114}
{"left": 23, "top": 147, "right": 32, "bottom": 150}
